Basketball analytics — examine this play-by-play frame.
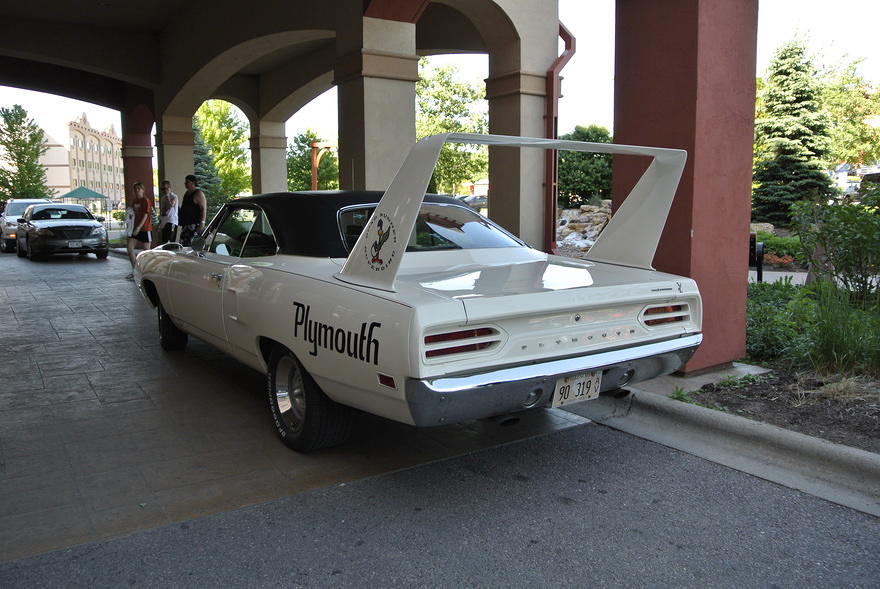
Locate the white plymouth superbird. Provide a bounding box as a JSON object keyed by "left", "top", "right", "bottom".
{"left": 135, "top": 134, "right": 702, "bottom": 451}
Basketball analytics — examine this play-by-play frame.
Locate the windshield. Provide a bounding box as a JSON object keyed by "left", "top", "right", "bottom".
{"left": 6, "top": 202, "right": 43, "bottom": 216}
{"left": 339, "top": 203, "right": 522, "bottom": 253}
{"left": 31, "top": 207, "right": 93, "bottom": 221}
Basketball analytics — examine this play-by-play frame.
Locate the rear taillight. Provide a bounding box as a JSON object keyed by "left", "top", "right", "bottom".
{"left": 642, "top": 304, "right": 688, "bottom": 326}
{"left": 424, "top": 327, "right": 499, "bottom": 359}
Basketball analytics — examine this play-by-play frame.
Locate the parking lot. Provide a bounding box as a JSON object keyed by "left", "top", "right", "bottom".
{"left": 0, "top": 251, "right": 587, "bottom": 561}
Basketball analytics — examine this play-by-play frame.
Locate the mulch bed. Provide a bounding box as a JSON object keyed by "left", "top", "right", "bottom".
{"left": 688, "top": 370, "right": 880, "bottom": 454}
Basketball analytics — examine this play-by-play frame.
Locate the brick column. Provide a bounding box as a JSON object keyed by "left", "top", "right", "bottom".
{"left": 121, "top": 85, "right": 155, "bottom": 207}
{"left": 613, "top": 0, "right": 758, "bottom": 371}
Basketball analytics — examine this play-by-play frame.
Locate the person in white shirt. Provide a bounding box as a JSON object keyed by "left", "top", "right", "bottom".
{"left": 158, "top": 179, "right": 179, "bottom": 244}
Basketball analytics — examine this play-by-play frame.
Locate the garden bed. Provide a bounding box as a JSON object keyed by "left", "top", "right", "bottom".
{"left": 681, "top": 370, "right": 880, "bottom": 454}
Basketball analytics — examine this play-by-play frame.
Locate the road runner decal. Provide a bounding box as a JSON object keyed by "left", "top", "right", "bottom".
{"left": 293, "top": 302, "right": 381, "bottom": 364}
{"left": 365, "top": 212, "right": 397, "bottom": 272}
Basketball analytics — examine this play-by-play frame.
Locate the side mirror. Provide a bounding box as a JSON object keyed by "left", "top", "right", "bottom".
{"left": 16, "top": 218, "right": 25, "bottom": 223}
{"left": 96, "top": 216, "right": 105, "bottom": 222}
{"left": 191, "top": 235, "right": 206, "bottom": 250}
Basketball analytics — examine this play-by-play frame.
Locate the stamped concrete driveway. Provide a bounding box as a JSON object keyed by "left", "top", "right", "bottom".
{"left": 0, "top": 251, "right": 587, "bottom": 561}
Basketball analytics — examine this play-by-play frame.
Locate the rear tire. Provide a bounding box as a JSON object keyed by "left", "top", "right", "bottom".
{"left": 267, "top": 346, "right": 354, "bottom": 452}
{"left": 157, "top": 300, "right": 188, "bottom": 350}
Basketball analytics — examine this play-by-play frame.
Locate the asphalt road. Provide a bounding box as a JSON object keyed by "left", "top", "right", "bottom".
{"left": 2, "top": 423, "right": 877, "bottom": 588}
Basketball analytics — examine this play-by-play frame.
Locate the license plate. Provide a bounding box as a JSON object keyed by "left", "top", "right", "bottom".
{"left": 68, "top": 240, "right": 82, "bottom": 248}
{"left": 552, "top": 371, "right": 602, "bottom": 408}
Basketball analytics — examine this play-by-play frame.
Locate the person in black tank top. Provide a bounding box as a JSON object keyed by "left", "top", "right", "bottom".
{"left": 179, "top": 174, "right": 207, "bottom": 246}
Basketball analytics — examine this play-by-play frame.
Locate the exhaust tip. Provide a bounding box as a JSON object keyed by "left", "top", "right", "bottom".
{"left": 522, "top": 387, "right": 544, "bottom": 409}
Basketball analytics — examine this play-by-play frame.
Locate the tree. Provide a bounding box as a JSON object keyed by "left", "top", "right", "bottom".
{"left": 0, "top": 104, "right": 51, "bottom": 200}
{"left": 557, "top": 124, "right": 612, "bottom": 208}
{"left": 820, "top": 59, "right": 880, "bottom": 167}
{"left": 286, "top": 130, "right": 338, "bottom": 191}
{"left": 191, "top": 119, "right": 224, "bottom": 215}
{"left": 194, "top": 100, "right": 251, "bottom": 199}
{"left": 416, "top": 59, "right": 487, "bottom": 195}
{"left": 752, "top": 41, "right": 835, "bottom": 226}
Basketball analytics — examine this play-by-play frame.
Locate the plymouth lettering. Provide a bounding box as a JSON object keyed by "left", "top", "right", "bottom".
{"left": 293, "top": 302, "right": 381, "bottom": 364}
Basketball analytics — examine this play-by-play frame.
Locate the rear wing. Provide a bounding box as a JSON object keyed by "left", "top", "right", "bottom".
{"left": 335, "top": 133, "right": 686, "bottom": 292}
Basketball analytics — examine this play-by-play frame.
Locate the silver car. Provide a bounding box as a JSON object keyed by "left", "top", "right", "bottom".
{"left": 1, "top": 198, "right": 51, "bottom": 252}
{"left": 15, "top": 203, "right": 109, "bottom": 260}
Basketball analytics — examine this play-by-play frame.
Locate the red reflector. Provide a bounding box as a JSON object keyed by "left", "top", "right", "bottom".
{"left": 378, "top": 374, "right": 395, "bottom": 388}
{"left": 424, "top": 328, "right": 493, "bottom": 344}
{"left": 425, "top": 341, "right": 492, "bottom": 358}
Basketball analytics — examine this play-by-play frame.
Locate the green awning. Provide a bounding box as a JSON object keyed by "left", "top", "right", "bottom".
{"left": 56, "top": 186, "right": 109, "bottom": 200}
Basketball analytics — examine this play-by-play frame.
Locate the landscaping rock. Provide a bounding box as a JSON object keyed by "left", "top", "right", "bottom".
{"left": 556, "top": 203, "right": 611, "bottom": 253}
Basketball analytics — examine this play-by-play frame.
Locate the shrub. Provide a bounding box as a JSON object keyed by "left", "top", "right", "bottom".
{"left": 791, "top": 185, "right": 880, "bottom": 301}
{"left": 745, "top": 279, "right": 809, "bottom": 360}
{"left": 111, "top": 209, "right": 125, "bottom": 222}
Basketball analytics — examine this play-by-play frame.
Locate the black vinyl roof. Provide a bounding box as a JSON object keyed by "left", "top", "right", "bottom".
{"left": 232, "top": 191, "right": 463, "bottom": 258}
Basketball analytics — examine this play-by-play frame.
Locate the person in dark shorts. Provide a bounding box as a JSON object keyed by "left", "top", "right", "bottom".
{"left": 126, "top": 182, "right": 153, "bottom": 279}
{"left": 179, "top": 174, "right": 207, "bottom": 246}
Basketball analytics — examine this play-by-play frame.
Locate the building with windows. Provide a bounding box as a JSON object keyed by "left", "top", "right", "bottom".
{"left": 67, "top": 113, "right": 124, "bottom": 208}
{"left": 40, "top": 132, "right": 70, "bottom": 196}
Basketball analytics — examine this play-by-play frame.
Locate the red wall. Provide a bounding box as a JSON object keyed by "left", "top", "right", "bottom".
{"left": 613, "top": 0, "right": 758, "bottom": 372}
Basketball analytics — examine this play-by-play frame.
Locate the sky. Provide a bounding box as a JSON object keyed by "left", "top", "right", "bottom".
{"left": 1, "top": 0, "right": 878, "bottom": 149}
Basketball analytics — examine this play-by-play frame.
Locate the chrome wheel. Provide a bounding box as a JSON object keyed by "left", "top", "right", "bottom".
{"left": 274, "top": 354, "right": 306, "bottom": 434}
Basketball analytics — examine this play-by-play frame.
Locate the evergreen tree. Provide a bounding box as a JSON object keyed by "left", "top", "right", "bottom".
{"left": 752, "top": 41, "right": 834, "bottom": 226}
{"left": 557, "top": 125, "right": 612, "bottom": 208}
{"left": 0, "top": 104, "right": 51, "bottom": 200}
{"left": 191, "top": 119, "right": 224, "bottom": 215}
{"left": 286, "top": 130, "right": 338, "bottom": 191}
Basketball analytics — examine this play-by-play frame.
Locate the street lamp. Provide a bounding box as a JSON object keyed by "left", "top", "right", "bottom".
{"left": 310, "top": 141, "right": 336, "bottom": 191}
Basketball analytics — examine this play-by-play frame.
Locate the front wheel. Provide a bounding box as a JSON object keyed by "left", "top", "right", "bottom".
{"left": 157, "top": 300, "right": 187, "bottom": 350}
{"left": 96, "top": 249, "right": 109, "bottom": 260}
{"left": 267, "top": 346, "right": 354, "bottom": 452}
{"left": 2, "top": 239, "right": 14, "bottom": 253}
{"left": 16, "top": 238, "right": 26, "bottom": 257}
{"left": 26, "top": 239, "right": 38, "bottom": 260}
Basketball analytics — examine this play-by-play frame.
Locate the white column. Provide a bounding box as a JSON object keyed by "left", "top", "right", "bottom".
{"left": 336, "top": 16, "right": 418, "bottom": 190}
{"left": 486, "top": 72, "right": 548, "bottom": 247}
{"left": 251, "top": 121, "right": 288, "bottom": 194}
{"left": 156, "top": 114, "right": 194, "bottom": 189}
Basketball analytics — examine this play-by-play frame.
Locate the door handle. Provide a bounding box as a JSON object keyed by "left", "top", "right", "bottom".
{"left": 210, "top": 272, "right": 223, "bottom": 283}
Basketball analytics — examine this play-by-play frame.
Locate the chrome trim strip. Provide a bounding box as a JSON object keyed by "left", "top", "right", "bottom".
{"left": 422, "top": 334, "right": 703, "bottom": 393}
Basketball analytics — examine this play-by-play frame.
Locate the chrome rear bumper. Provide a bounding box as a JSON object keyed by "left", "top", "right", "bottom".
{"left": 405, "top": 334, "right": 702, "bottom": 426}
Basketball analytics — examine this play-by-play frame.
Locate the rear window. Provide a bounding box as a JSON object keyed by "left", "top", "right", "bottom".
{"left": 338, "top": 203, "right": 522, "bottom": 253}
{"left": 6, "top": 202, "right": 45, "bottom": 216}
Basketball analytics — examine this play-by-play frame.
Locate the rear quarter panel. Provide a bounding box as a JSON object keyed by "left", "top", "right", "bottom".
{"left": 234, "top": 258, "right": 419, "bottom": 424}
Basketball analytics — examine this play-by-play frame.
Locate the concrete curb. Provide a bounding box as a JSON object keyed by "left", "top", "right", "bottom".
{"left": 566, "top": 389, "right": 880, "bottom": 517}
